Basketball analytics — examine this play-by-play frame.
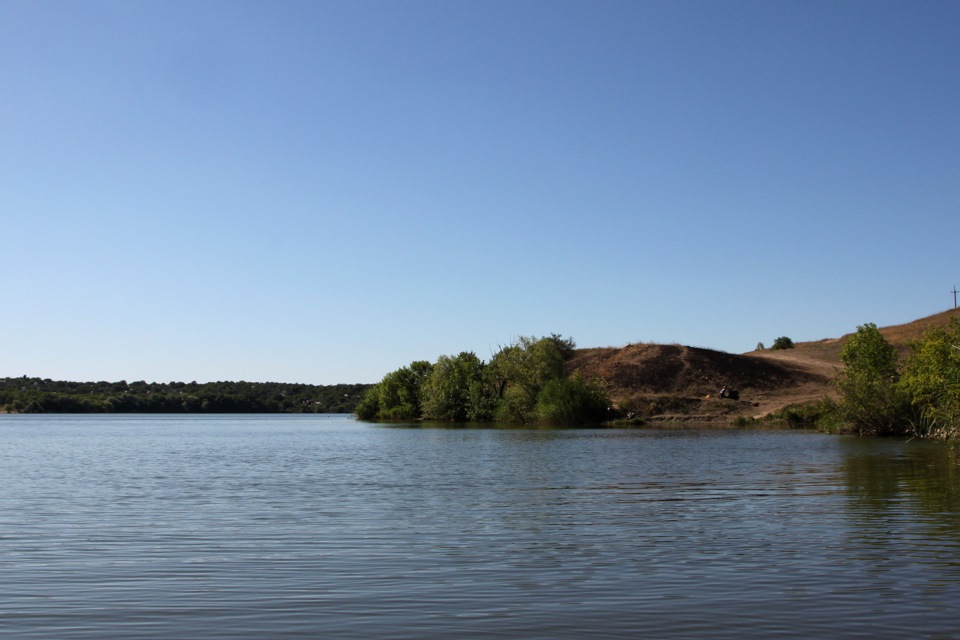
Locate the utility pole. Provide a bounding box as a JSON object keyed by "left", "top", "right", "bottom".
{"left": 953, "top": 285, "right": 959, "bottom": 309}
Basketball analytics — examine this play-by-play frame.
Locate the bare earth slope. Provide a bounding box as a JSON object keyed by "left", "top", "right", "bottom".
{"left": 568, "top": 308, "right": 960, "bottom": 422}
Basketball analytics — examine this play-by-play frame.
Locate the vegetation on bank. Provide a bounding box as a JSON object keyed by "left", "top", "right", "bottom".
{"left": 745, "top": 320, "right": 960, "bottom": 440}
{"left": 0, "top": 377, "right": 371, "bottom": 414}
{"left": 829, "top": 320, "right": 960, "bottom": 440}
{"left": 731, "top": 399, "right": 836, "bottom": 430}
{"left": 9, "top": 316, "right": 957, "bottom": 438}
{"left": 355, "top": 335, "right": 610, "bottom": 425}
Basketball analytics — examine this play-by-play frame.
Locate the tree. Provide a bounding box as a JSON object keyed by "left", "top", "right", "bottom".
{"left": 771, "top": 336, "right": 794, "bottom": 350}
{"left": 833, "top": 323, "right": 910, "bottom": 436}
{"left": 372, "top": 360, "right": 434, "bottom": 420}
{"left": 354, "top": 385, "right": 381, "bottom": 420}
{"left": 352, "top": 334, "right": 587, "bottom": 425}
{"left": 421, "top": 352, "right": 485, "bottom": 422}
{"left": 0, "top": 377, "right": 374, "bottom": 415}
{"left": 898, "top": 319, "right": 960, "bottom": 438}
{"left": 489, "top": 336, "right": 571, "bottom": 423}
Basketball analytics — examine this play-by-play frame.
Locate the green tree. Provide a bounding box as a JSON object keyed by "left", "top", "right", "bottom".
{"left": 421, "top": 352, "right": 486, "bottom": 422}
{"left": 898, "top": 319, "right": 960, "bottom": 438}
{"left": 489, "top": 336, "right": 571, "bottom": 423}
{"left": 376, "top": 361, "right": 433, "bottom": 420}
{"left": 771, "top": 336, "right": 794, "bottom": 350}
{"left": 834, "top": 323, "right": 911, "bottom": 436}
{"left": 351, "top": 334, "right": 583, "bottom": 425}
{"left": 354, "top": 384, "right": 381, "bottom": 420}
{"left": 466, "top": 376, "right": 499, "bottom": 422}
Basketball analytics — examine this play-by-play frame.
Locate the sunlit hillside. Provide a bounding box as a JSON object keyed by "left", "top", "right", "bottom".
{"left": 569, "top": 308, "right": 960, "bottom": 421}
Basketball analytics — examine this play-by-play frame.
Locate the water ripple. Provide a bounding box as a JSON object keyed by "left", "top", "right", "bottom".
{"left": 1, "top": 416, "right": 959, "bottom": 639}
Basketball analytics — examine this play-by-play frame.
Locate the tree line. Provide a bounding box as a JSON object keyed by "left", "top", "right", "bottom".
{"left": 0, "top": 377, "right": 371, "bottom": 414}
{"left": 355, "top": 334, "right": 610, "bottom": 425}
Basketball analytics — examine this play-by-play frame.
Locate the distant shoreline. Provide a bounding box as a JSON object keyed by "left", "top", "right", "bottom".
{"left": 0, "top": 377, "right": 373, "bottom": 415}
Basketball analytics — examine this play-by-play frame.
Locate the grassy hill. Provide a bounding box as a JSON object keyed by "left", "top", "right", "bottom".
{"left": 568, "top": 308, "right": 960, "bottom": 423}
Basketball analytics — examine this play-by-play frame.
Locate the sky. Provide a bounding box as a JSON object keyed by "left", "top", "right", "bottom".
{"left": 1, "top": 0, "right": 958, "bottom": 385}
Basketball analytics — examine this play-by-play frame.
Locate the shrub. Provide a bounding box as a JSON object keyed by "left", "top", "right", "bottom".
{"left": 833, "top": 323, "right": 912, "bottom": 436}
{"left": 766, "top": 399, "right": 835, "bottom": 428}
{"left": 771, "top": 336, "right": 795, "bottom": 350}
{"left": 533, "top": 374, "right": 609, "bottom": 425}
{"left": 731, "top": 415, "right": 757, "bottom": 428}
{"left": 354, "top": 385, "right": 381, "bottom": 420}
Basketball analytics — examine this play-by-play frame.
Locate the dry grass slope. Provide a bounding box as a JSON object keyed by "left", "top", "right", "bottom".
{"left": 569, "top": 308, "right": 960, "bottom": 422}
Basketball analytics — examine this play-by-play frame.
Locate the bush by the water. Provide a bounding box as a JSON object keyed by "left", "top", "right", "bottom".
{"left": 832, "top": 323, "right": 911, "bottom": 436}
{"left": 898, "top": 319, "right": 960, "bottom": 439}
{"left": 828, "top": 320, "right": 960, "bottom": 439}
{"left": 534, "top": 374, "right": 610, "bottom": 426}
{"left": 752, "top": 399, "right": 839, "bottom": 430}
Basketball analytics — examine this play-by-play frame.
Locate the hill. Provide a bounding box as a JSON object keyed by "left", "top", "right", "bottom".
{"left": 568, "top": 308, "right": 960, "bottom": 423}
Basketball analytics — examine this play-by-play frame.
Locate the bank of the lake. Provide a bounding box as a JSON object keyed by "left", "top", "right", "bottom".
{"left": 0, "top": 377, "right": 371, "bottom": 414}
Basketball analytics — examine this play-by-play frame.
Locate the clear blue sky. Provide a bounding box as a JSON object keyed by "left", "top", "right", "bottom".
{"left": 2, "top": 0, "right": 958, "bottom": 385}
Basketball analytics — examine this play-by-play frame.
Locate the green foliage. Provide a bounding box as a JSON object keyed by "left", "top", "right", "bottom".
{"left": 466, "top": 377, "right": 498, "bottom": 422}
{"left": 768, "top": 319, "right": 960, "bottom": 440}
{"left": 354, "top": 385, "right": 381, "bottom": 420}
{"left": 833, "top": 323, "right": 912, "bottom": 436}
{"left": 898, "top": 319, "right": 960, "bottom": 439}
{"left": 764, "top": 399, "right": 837, "bottom": 429}
{"left": 770, "top": 336, "right": 795, "bottom": 350}
{"left": 734, "top": 399, "right": 843, "bottom": 432}
{"left": 0, "top": 377, "right": 371, "bottom": 414}
{"left": 375, "top": 361, "right": 433, "bottom": 420}
{"left": 533, "top": 373, "right": 608, "bottom": 425}
{"left": 841, "top": 323, "right": 898, "bottom": 374}
{"left": 494, "top": 384, "right": 536, "bottom": 424}
{"left": 814, "top": 397, "right": 847, "bottom": 434}
{"left": 421, "top": 352, "right": 485, "bottom": 422}
{"left": 546, "top": 333, "right": 577, "bottom": 360}
{"left": 356, "top": 334, "right": 607, "bottom": 425}
{"left": 491, "top": 337, "right": 566, "bottom": 396}
{"left": 488, "top": 335, "right": 573, "bottom": 424}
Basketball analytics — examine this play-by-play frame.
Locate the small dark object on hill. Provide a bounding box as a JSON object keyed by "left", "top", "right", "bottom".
{"left": 719, "top": 386, "right": 740, "bottom": 401}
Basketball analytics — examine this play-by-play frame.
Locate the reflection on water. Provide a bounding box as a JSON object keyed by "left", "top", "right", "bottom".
{"left": 1, "top": 415, "right": 959, "bottom": 639}
{"left": 843, "top": 439, "right": 960, "bottom": 525}
{"left": 840, "top": 438, "right": 960, "bottom": 607}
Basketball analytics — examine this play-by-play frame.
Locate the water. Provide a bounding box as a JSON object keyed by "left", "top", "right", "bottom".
{"left": 2, "top": 414, "right": 959, "bottom": 639}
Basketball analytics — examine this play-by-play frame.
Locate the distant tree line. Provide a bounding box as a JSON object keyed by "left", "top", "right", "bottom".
{"left": 0, "top": 377, "right": 371, "bottom": 414}
{"left": 355, "top": 335, "right": 610, "bottom": 425}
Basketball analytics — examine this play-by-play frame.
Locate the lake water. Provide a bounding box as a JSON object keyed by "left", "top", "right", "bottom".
{"left": 2, "top": 414, "right": 959, "bottom": 639}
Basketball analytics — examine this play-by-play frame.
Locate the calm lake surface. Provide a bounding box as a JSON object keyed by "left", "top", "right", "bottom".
{"left": 2, "top": 414, "right": 959, "bottom": 639}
